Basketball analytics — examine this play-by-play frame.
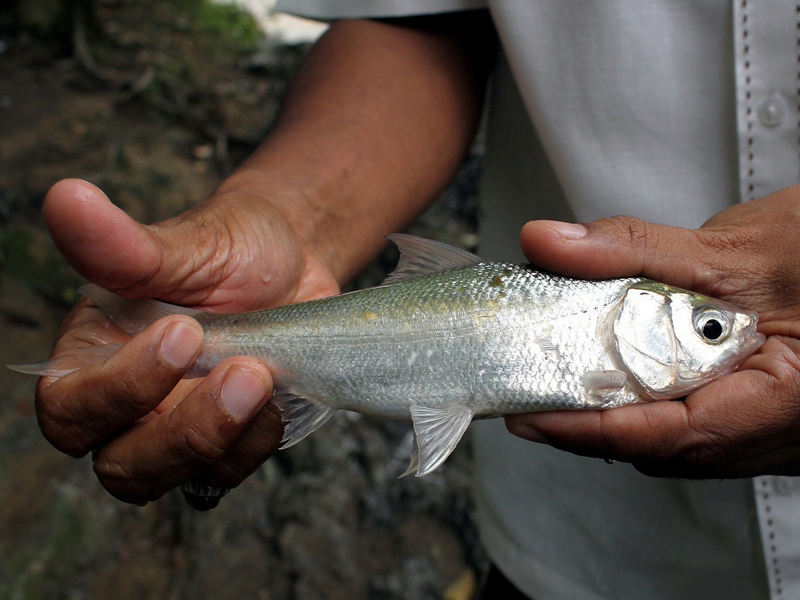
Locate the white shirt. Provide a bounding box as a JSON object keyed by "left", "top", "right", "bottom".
{"left": 277, "top": 2, "right": 800, "bottom": 599}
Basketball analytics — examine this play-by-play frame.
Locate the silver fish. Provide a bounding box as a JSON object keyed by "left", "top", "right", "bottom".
{"left": 10, "top": 235, "right": 766, "bottom": 476}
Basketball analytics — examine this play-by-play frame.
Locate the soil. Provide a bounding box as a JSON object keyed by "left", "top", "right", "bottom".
{"left": 0, "top": 1, "right": 484, "bottom": 598}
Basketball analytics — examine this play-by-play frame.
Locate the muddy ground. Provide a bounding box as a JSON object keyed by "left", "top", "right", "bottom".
{"left": 0, "top": 1, "right": 484, "bottom": 598}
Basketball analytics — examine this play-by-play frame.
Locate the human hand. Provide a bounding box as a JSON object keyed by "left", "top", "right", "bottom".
{"left": 35, "top": 178, "right": 340, "bottom": 506}
{"left": 506, "top": 184, "right": 800, "bottom": 478}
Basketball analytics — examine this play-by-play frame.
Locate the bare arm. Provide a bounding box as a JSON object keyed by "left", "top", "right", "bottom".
{"left": 227, "top": 14, "right": 494, "bottom": 282}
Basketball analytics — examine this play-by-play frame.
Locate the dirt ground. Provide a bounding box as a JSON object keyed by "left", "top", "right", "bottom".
{"left": 0, "top": 1, "right": 484, "bottom": 598}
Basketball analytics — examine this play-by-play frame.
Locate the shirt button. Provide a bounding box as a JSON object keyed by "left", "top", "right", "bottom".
{"left": 758, "top": 92, "right": 786, "bottom": 128}
{"left": 774, "top": 476, "right": 799, "bottom": 495}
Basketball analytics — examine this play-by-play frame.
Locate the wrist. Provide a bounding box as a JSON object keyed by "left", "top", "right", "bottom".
{"left": 208, "top": 166, "right": 348, "bottom": 282}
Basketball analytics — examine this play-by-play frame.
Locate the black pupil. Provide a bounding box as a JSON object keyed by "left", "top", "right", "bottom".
{"left": 702, "top": 319, "right": 723, "bottom": 340}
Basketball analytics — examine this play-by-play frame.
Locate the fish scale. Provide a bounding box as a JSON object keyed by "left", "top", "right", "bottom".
{"left": 197, "top": 262, "right": 643, "bottom": 417}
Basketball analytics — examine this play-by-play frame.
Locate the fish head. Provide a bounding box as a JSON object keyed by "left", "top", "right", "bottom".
{"left": 612, "top": 281, "right": 765, "bottom": 400}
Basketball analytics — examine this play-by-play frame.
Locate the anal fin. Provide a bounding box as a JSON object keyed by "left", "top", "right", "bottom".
{"left": 273, "top": 392, "right": 337, "bottom": 449}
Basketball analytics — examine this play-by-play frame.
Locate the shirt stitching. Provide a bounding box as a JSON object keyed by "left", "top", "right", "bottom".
{"left": 743, "top": 1, "right": 755, "bottom": 201}
{"left": 796, "top": 4, "right": 800, "bottom": 177}
{"left": 761, "top": 478, "right": 783, "bottom": 599}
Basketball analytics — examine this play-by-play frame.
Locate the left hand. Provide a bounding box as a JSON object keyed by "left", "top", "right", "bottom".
{"left": 506, "top": 184, "right": 800, "bottom": 478}
{"left": 34, "top": 179, "right": 340, "bottom": 506}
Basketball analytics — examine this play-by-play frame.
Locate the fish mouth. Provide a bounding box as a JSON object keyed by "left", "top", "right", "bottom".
{"left": 735, "top": 310, "right": 766, "bottom": 361}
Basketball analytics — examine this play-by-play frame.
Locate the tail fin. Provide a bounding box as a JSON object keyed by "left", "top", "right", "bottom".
{"left": 7, "top": 285, "right": 203, "bottom": 378}
{"left": 79, "top": 284, "right": 201, "bottom": 336}
{"left": 8, "top": 343, "right": 123, "bottom": 377}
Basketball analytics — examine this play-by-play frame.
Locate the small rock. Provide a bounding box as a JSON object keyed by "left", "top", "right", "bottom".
{"left": 192, "top": 143, "right": 215, "bottom": 160}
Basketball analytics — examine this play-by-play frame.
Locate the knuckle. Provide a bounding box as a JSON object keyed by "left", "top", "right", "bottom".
{"left": 700, "top": 228, "right": 756, "bottom": 255}
{"left": 45, "top": 431, "right": 91, "bottom": 458}
{"left": 168, "top": 417, "right": 227, "bottom": 467}
{"left": 35, "top": 366, "right": 171, "bottom": 460}
{"left": 596, "top": 412, "right": 629, "bottom": 459}
{"left": 606, "top": 215, "right": 655, "bottom": 251}
{"left": 35, "top": 396, "right": 93, "bottom": 457}
{"left": 598, "top": 407, "right": 734, "bottom": 473}
{"left": 204, "top": 462, "right": 248, "bottom": 489}
{"left": 632, "top": 441, "right": 727, "bottom": 478}
{"left": 603, "top": 215, "right": 671, "bottom": 275}
{"left": 694, "top": 230, "right": 761, "bottom": 296}
{"left": 672, "top": 414, "right": 741, "bottom": 469}
{"left": 670, "top": 441, "right": 730, "bottom": 469}
{"left": 97, "top": 372, "right": 160, "bottom": 420}
{"left": 93, "top": 458, "right": 158, "bottom": 505}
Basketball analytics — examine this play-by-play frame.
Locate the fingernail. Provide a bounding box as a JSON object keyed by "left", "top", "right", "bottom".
{"left": 221, "top": 368, "right": 268, "bottom": 420}
{"left": 160, "top": 320, "right": 202, "bottom": 369}
{"left": 539, "top": 220, "right": 587, "bottom": 240}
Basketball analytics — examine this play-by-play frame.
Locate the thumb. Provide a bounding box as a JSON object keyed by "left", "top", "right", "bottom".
{"left": 520, "top": 217, "right": 720, "bottom": 294}
{"left": 44, "top": 179, "right": 164, "bottom": 294}
{"left": 44, "top": 178, "right": 337, "bottom": 311}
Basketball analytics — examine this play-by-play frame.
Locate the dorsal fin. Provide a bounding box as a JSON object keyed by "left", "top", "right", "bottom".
{"left": 381, "top": 234, "right": 482, "bottom": 285}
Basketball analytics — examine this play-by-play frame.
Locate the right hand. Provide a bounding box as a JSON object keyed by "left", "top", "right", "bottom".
{"left": 35, "top": 178, "right": 340, "bottom": 506}
{"left": 506, "top": 185, "right": 800, "bottom": 479}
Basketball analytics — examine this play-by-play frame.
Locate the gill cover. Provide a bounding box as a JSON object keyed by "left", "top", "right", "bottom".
{"left": 613, "top": 283, "right": 680, "bottom": 397}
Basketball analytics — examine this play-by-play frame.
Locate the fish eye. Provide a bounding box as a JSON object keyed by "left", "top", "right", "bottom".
{"left": 702, "top": 319, "right": 723, "bottom": 340}
{"left": 693, "top": 307, "right": 732, "bottom": 344}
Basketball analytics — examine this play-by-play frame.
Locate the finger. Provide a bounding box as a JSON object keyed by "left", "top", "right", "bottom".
{"left": 42, "top": 179, "right": 325, "bottom": 310}
{"left": 519, "top": 217, "right": 727, "bottom": 294}
{"left": 505, "top": 339, "right": 800, "bottom": 478}
{"left": 190, "top": 400, "right": 284, "bottom": 489}
{"left": 180, "top": 399, "right": 284, "bottom": 511}
{"left": 91, "top": 357, "right": 274, "bottom": 504}
{"left": 44, "top": 179, "right": 164, "bottom": 293}
{"left": 36, "top": 315, "right": 203, "bottom": 457}
{"left": 505, "top": 401, "right": 696, "bottom": 466}
{"left": 43, "top": 179, "right": 235, "bottom": 306}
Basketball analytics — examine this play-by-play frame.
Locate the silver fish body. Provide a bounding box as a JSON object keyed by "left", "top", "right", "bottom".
{"left": 10, "top": 235, "right": 766, "bottom": 476}
{"left": 198, "top": 263, "right": 645, "bottom": 417}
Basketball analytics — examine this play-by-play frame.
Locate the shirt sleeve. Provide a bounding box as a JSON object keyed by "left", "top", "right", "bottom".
{"left": 275, "top": 0, "right": 487, "bottom": 20}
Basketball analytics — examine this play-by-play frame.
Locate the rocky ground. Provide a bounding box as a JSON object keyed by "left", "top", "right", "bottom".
{"left": 0, "top": 1, "right": 485, "bottom": 598}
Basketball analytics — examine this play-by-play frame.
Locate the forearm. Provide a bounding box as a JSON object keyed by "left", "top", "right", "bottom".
{"left": 216, "top": 13, "right": 495, "bottom": 284}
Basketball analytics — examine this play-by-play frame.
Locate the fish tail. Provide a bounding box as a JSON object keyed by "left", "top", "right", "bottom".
{"left": 7, "top": 285, "right": 204, "bottom": 378}
{"left": 78, "top": 284, "right": 201, "bottom": 336}
{"left": 8, "top": 343, "right": 123, "bottom": 377}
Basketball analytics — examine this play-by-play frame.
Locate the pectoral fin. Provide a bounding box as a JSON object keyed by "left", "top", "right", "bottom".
{"left": 582, "top": 370, "right": 628, "bottom": 394}
{"left": 581, "top": 369, "right": 630, "bottom": 405}
{"left": 405, "top": 405, "right": 473, "bottom": 477}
